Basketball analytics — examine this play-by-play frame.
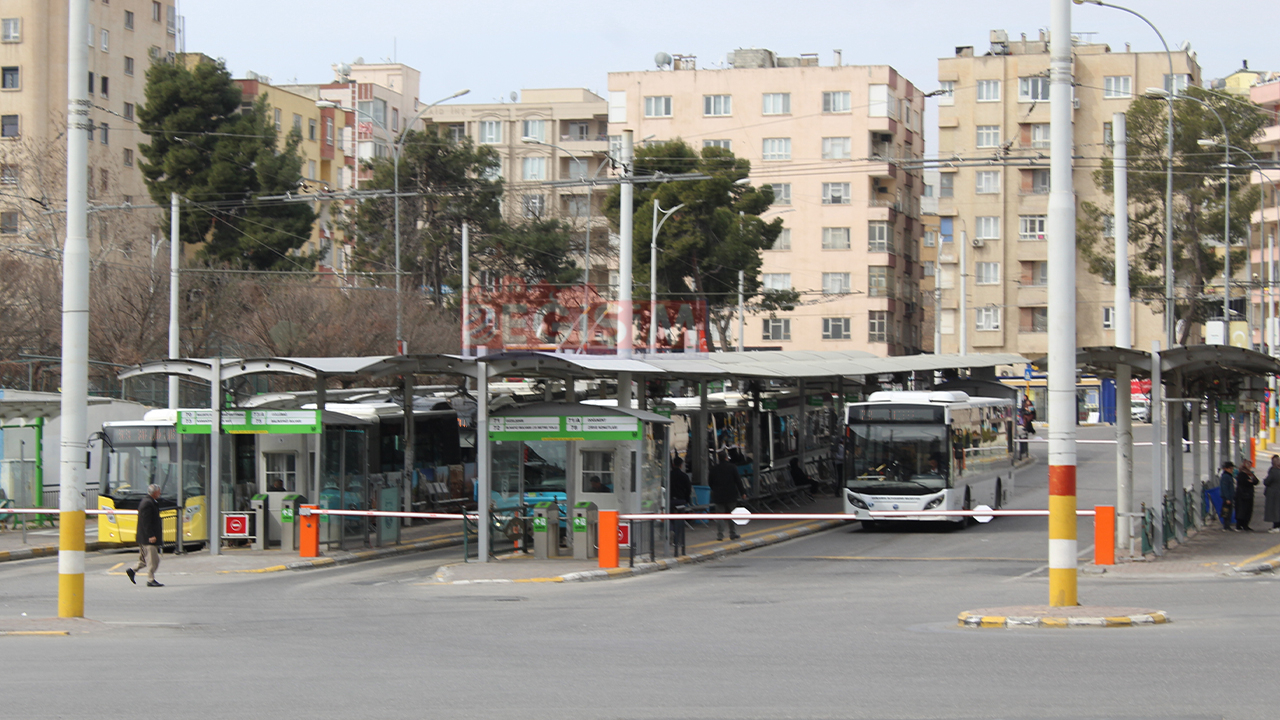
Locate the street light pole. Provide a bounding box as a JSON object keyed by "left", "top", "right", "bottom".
{"left": 1075, "top": 0, "right": 1176, "bottom": 347}
{"left": 650, "top": 200, "right": 684, "bottom": 353}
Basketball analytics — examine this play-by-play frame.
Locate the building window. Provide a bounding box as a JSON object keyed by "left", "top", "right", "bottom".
{"left": 124, "top": 56, "right": 134, "bottom": 76}
{"left": 123, "top": 148, "right": 133, "bottom": 166}
{"left": 101, "top": 29, "right": 109, "bottom": 52}
{"left": 1026, "top": 261, "right": 1048, "bottom": 286}
{"left": 1102, "top": 121, "right": 1113, "bottom": 147}
{"left": 523, "top": 195, "right": 546, "bottom": 218}
{"left": 123, "top": 102, "right": 134, "bottom": 121}
{"left": 975, "top": 216, "right": 1000, "bottom": 240}
{"left": 124, "top": 10, "right": 134, "bottom": 29}
{"left": 762, "top": 138, "right": 791, "bottom": 161}
{"left": 100, "top": 122, "right": 109, "bottom": 145}
{"left": 522, "top": 119, "right": 545, "bottom": 142}
{"left": 976, "top": 307, "right": 1001, "bottom": 331}
{"left": 566, "top": 121, "right": 590, "bottom": 140}
{"left": 822, "top": 91, "right": 851, "bottom": 113}
{"left": 273, "top": 108, "right": 281, "bottom": 133}
{"left": 307, "top": 118, "right": 317, "bottom": 141}
{"left": 482, "top": 162, "right": 501, "bottom": 182}
{"left": 824, "top": 272, "right": 852, "bottom": 295}
{"left": 769, "top": 183, "right": 791, "bottom": 205}
{"left": 976, "top": 80, "right": 1001, "bottom": 102}
{"left": 100, "top": 76, "right": 108, "bottom": 98}
{"left": 1103, "top": 214, "right": 1115, "bottom": 238}
{"left": 166, "top": 4, "right": 176, "bottom": 34}
{"left": 152, "top": 1, "right": 162, "bottom": 22}
{"left": 923, "top": 230, "right": 937, "bottom": 248}
{"left": 1163, "top": 74, "right": 1190, "bottom": 95}
{"left": 974, "top": 262, "right": 1000, "bottom": 285}
{"left": 762, "top": 273, "right": 791, "bottom": 290}
{"left": 263, "top": 453, "right": 297, "bottom": 493}
{"left": 703, "top": 94, "right": 732, "bottom": 116}
{"left": 1102, "top": 306, "right": 1115, "bottom": 330}
{"left": 772, "top": 228, "right": 791, "bottom": 250}
{"left": 567, "top": 158, "right": 589, "bottom": 180}
{"left": 0, "top": 210, "right": 17, "bottom": 234}
{"left": 866, "top": 267, "right": 892, "bottom": 297}
{"left": 1031, "top": 123, "right": 1050, "bottom": 149}
{"left": 762, "top": 318, "right": 790, "bottom": 341}
{"left": 1103, "top": 75, "right": 1132, "bottom": 98}
{"left": 923, "top": 262, "right": 936, "bottom": 277}
{"left": 478, "top": 120, "right": 502, "bottom": 144}
{"left": 1021, "top": 307, "right": 1048, "bottom": 333}
{"left": 823, "top": 317, "right": 851, "bottom": 340}
{"left": 937, "top": 81, "right": 955, "bottom": 106}
{"left": 822, "top": 227, "right": 851, "bottom": 250}
{"left": 325, "top": 118, "right": 335, "bottom": 145}
{"left": 939, "top": 173, "right": 954, "bottom": 198}
{"left": 702, "top": 139, "right": 731, "bottom": 150}
{"left": 446, "top": 123, "right": 463, "bottom": 143}
{"left": 644, "top": 96, "right": 672, "bottom": 118}
{"left": 1031, "top": 169, "right": 1050, "bottom": 194}
{"left": 88, "top": 23, "right": 94, "bottom": 47}
{"left": 1018, "top": 76, "right": 1049, "bottom": 101}
{"left": 568, "top": 197, "right": 589, "bottom": 217}
{"left": 292, "top": 114, "right": 302, "bottom": 134}
{"left": 305, "top": 160, "right": 315, "bottom": 180}
{"left": 1019, "top": 215, "right": 1047, "bottom": 241}
{"left": 1, "top": 18, "right": 20, "bottom": 42}
{"left": 821, "top": 137, "right": 851, "bottom": 160}
{"left": 868, "top": 311, "right": 889, "bottom": 343}
{"left": 976, "top": 125, "right": 1001, "bottom": 148}
{"left": 100, "top": 168, "right": 109, "bottom": 192}
{"left": 1, "top": 67, "right": 17, "bottom": 90}
{"left": 0, "top": 164, "right": 16, "bottom": 184}
{"left": 867, "top": 222, "right": 892, "bottom": 252}
{"left": 88, "top": 71, "right": 94, "bottom": 95}
{"left": 975, "top": 171, "right": 1000, "bottom": 194}
{"left": 762, "top": 93, "right": 790, "bottom": 115}
{"left": 521, "top": 157, "right": 546, "bottom": 181}
{"left": 822, "top": 182, "right": 850, "bottom": 205}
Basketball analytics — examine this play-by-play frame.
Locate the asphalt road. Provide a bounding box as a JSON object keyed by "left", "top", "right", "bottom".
{"left": 3, "top": 425, "right": 1275, "bottom": 719}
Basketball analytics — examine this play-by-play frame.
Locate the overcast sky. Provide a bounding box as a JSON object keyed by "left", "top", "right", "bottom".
{"left": 181, "top": 0, "right": 1277, "bottom": 153}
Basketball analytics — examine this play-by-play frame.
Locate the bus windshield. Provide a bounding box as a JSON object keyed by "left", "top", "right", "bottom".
{"left": 847, "top": 424, "right": 949, "bottom": 494}
{"left": 103, "top": 426, "right": 206, "bottom": 500}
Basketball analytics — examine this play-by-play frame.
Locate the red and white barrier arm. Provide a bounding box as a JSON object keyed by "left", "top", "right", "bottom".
{"left": 298, "top": 507, "right": 470, "bottom": 521}
{"left": 2, "top": 508, "right": 139, "bottom": 516}
{"left": 622, "top": 509, "right": 1097, "bottom": 521}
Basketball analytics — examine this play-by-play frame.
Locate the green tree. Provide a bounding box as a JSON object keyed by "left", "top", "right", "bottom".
{"left": 350, "top": 128, "right": 503, "bottom": 305}
{"left": 603, "top": 141, "right": 790, "bottom": 350}
{"left": 1077, "top": 88, "right": 1267, "bottom": 344}
{"left": 137, "top": 56, "right": 315, "bottom": 269}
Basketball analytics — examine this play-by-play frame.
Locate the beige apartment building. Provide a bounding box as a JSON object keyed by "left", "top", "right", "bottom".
{"left": 0, "top": 0, "right": 177, "bottom": 260}
{"left": 420, "top": 88, "right": 611, "bottom": 284}
{"left": 935, "top": 30, "right": 1199, "bottom": 356}
{"left": 608, "top": 49, "right": 927, "bottom": 355}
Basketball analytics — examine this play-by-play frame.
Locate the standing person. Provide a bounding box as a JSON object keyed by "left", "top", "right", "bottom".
{"left": 127, "top": 484, "right": 164, "bottom": 587}
{"left": 1022, "top": 396, "right": 1037, "bottom": 435}
{"left": 1234, "top": 459, "right": 1259, "bottom": 531}
{"left": 669, "top": 455, "right": 692, "bottom": 554}
{"left": 1264, "top": 455, "right": 1280, "bottom": 533}
{"left": 708, "top": 451, "right": 744, "bottom": 542}
{"left": 832, "top": 439, "right": 846, "bottom": 498}
{"left": 1218, "top": 462, "right": 1236, "bottom": 532}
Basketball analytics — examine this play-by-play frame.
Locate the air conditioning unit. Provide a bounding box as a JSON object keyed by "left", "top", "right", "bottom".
{"left": 148, "top": 46, "right": 160, "bottom": 59}
{"left": 971, "top": 237, "right": 985, "bottom": 248}
{"left": 1072, "top": 97, "right": 1081, "bottom": 109}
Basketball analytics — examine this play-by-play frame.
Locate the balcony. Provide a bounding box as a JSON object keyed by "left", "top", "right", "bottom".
{"left": 556, "top": 134, "right": 610, "bottom": 153}
{"left": 1260, "top": 124, "right": 1280, "bottom": 150}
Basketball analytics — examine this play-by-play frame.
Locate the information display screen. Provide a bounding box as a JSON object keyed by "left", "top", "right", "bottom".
{"left": 846, "top": 405, "right": 945, "bottom": 424}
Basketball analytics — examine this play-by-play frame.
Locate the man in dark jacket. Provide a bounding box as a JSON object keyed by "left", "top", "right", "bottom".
{"left": 669, "top": 455, "right": 693, "bottom": 554}
{"left": 127, "top": 484, "right": 164, "bottom": 587}
{"left": 709, "top": 452, "right": 744, "bottom": 541}
{"left": 1219, "top": 462, "right": 1236, "bottom": 531}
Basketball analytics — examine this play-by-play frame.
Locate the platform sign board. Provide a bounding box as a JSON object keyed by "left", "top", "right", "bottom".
{"left": 177, "top": 409, "right": 320, "bottom": 435}
{"left": 223, "top": 513, "right": 250, "bottom": 538}
{"left": 489, "top": 415, "right": 640, "bottom": 442}
{"left": 617, "top": 522, "right": 630, "bottom": 546}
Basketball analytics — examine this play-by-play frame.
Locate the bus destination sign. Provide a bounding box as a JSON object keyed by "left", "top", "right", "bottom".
{"left": 847, "top": 405, "right": 945, "bottom": 424}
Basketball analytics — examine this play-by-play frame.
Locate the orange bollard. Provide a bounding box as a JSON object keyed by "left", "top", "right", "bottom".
{"left": 1094, "top": 505, "right": 1115, "bottom": 566}
{"left": 299, "top": 504, "right": 320, "bottom": 558}
{"left": 1250, "top": 437, "right": 1256, "bottom": 468}
{"left": 598, "top": 510, "right": 618, "bottom": 569}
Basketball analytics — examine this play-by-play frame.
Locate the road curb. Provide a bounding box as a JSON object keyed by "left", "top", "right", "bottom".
{"left": 283, "top": 534, "right": 463, "bottom": 572}
{"left": 0, "top": 541, "right": 105, "bottom": 564}
{"left": 1236, "top": 556, "right": 1280, "bottom": 575}
{"left": 431, "top": 518, "right": 850, "bottom": 585}
{"left": 958, "top": 609, "right": 1170, "bottom": 628}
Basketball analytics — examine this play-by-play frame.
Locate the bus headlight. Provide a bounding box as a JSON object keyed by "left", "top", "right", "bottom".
{"left": 923, "top": 495, "right": 945, "bottom": 510}
{"left": 183, "top": 505, "right": 201, "bottom": 520}
{"left": 846, "top": 493, "right": 868, "bottom": 510}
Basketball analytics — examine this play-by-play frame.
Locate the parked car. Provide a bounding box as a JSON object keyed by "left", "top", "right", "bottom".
{"left": 1131, "top": 396, "right": 1151, "bottom": 423}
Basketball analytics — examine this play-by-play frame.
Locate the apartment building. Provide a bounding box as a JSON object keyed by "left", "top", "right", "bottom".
{"left": 1248, "top": 76, "right": 1280, "bottom": 345}
{"left": 420, "top": 88, "right": 611, "bottom": 283}
{"left": 935, "top": 30, "right": 1199, "bottom": 356}
{"left": 0, "top": 0, "right": 177, "bottom": 259}
{"left": 608, "top": 49, "right": 927, "bottom": 355}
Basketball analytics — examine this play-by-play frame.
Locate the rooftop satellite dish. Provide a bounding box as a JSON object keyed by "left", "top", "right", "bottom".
{"left": 655, "top": 51, "right": 673, "bottom": 69}
{"left": 337, "top": 63, "right": 351, "bottom": 76}
{"left": 353, "top": 56, "right": 364, "bottom": 65}
{"left": 510, "top": 91, "right": 518, "bottom": 102}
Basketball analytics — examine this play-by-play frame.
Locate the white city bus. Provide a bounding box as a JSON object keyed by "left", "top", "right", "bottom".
{"left": 843, "top": 390, "right": 1015, "bottom": 528}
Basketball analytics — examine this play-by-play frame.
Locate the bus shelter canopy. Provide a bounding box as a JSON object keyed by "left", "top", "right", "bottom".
{"left": 1036, "top": 344, "right": 1280, "bottom": 393}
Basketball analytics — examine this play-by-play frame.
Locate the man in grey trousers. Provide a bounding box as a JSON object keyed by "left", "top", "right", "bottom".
{"left": 127, "top": 484, "right": 164, "bottom": 587}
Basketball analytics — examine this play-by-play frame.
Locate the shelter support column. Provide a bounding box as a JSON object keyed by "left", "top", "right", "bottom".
{"left": 476, "top": 359, "right": 490, "bottom": 563}
{"left": 798, "top": 379, "right": 807, "bottom": 468}
{"left": 1191, "top": 401, "right": 1202, "bottom": 529}
{"left": 1150, "top": 343, "right": 1164, "bottom": 554}
{"left": 1207, "top": 396, "right": 1217, "bottom": 494}
{"left": 1169, "top": 374, "right": 1184, "bottom": 541}
{"left": 693, "top": 381, "right": 708, "bottom": 484}
{"left": 1116, "top": 363, "right": 1133, "bottom": 555}
{"left": 403, "top": 374, "right": 415, "bottom": 528}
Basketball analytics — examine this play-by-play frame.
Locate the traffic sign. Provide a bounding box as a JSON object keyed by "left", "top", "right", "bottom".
{"left": 617, "top": 522, "right": 630, "bottom": 546}
{"left": 731, "top": 507, "right": 751, "bottom": 526}
{"left": 223, "top": 513, "right": 250, "bottom": 538}
{"left": 973, "top": 504, "right": 994, "bottom": 524}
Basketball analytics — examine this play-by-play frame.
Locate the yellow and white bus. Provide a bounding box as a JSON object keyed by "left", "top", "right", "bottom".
{"left": 97, "top": 418, "right": 209, "bottom": 547}
{"left": 843, "top": 390, "right": 1015, "bottom": 528}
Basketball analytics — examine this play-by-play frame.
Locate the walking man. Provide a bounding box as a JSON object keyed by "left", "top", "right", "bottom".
{"left": 127, "top": 484, "right": 164, "bottom": 587}
{"left": 708, "top": 451, "right": 744, "bottom": 542}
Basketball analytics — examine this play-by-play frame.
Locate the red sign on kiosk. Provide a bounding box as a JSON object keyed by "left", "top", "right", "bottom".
{"left": 617, "top": 522, "right": 630, "bottom": 546}
{"left": 223, "top": 513, "right": 250, "bottom": 538}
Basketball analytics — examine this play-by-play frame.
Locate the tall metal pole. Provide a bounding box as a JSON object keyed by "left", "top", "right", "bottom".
{"left": 461, "top": 221, "right": 470, "bottom": 355}
{"left": 933, "top": 286, "right": 942, "bottom": 354}
{"left": 582, "top": 183, "right": 592, "bottom": 352}
{"left": 958, "top": 231, "right": 967, "bottom": 356}
{"left": 1113, "top": 111, "right": 1134, "bottom": 554}
{"left": 475, "top": 359, "right": 490, "bottom": 563}
{"left": 169, "top": 193, "right": 181, "bottom": 409}
{"left": 1150, "top": 342, "right": 1164, "bottom": 553}
{"left": 58, "top": 0, "right": 91, "bottom": 618}
{"left": 394, "top": 147, "right": 403, "bottom": 354}
{"left": 1223, "top": 145, "right": 1233, "bottom": 326}
{"left": 208, "top": 358, "right": 221, "bottom": 557}
{"left": 737, "top": 270, "right": 745, "bottom": 353}
{"left": 1047, "top": 0, "right": 1079, "bottom": 605}
{"left": 617, "top": 130, "right": 635, "bottom": 356}
{"left": 649, "top": 200, "right": 685, "bottom": 353}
